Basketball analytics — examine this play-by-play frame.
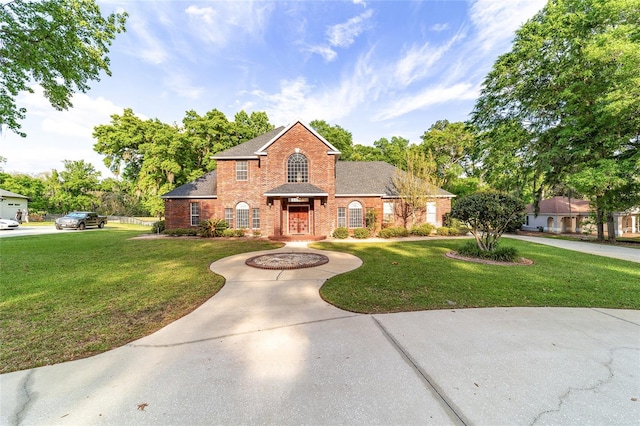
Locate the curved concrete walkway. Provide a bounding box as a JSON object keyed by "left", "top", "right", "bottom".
{"left": 1, "top": 243, "right": 639, "bottom": 425}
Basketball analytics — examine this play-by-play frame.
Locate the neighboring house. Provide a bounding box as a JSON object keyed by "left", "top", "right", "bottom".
{"left": 161, "top": 120, "right": 454, "bottom": 239}
{"left": 0, "top": 189, "right": 29, "bottom": 220}
{"left": 523, "top": 196, "right": 640, "bottom": 236}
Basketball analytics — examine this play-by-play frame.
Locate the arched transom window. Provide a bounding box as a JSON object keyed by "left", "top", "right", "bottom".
{"left": 287, "top": 153, "right": 308, "bottom": 183}
{"left": 348, "top": 201, "right": 363, "bottom": 228}
{"left": 236, "top": 202, "right": 249, "bottom": 228}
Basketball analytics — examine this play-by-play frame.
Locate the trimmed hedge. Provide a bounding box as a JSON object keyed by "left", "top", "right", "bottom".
{"left": 457, "top": 241, "right": 519, "bottom": 262}
{"left": 378, "top": 226, "right": 409, "bottom": 238}
{"left": 410, "top": 223, "right": 434, "bottom": 236}
{"left": 333, "top": 227, "right": 349, "bottom": 239}
{"left": 353, "top": 228, "right": 371, "bottom": 239}
{"left": 162, "top": 228, "right": 198, "bottom": 236}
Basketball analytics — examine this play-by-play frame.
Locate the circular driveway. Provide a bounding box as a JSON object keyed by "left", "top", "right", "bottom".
{"left": 1, "top": 242, "right": 638, "bottom": 425}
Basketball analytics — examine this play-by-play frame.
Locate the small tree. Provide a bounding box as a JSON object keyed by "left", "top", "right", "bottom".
{"left": 450, "top": 192, "right": 525, "bottom": 251}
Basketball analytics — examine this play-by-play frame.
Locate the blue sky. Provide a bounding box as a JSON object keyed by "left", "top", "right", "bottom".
{"left": 2, "top": 0, "right": 546, "bottom": 178}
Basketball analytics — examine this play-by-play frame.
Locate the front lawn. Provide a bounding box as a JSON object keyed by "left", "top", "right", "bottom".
{"left": 312, "top": 239, "right": 640, "bottom": 313}
{"left": 0, "top": 230, "right": 282, "bottom": 373}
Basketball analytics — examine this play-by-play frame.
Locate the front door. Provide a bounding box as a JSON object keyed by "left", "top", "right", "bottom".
{"left": 288, "top": 206, "right": 309, "bottom": 234}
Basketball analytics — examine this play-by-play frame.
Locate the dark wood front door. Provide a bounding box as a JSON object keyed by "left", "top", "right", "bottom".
{"left": 288, "top": 206, "right": 309, "bottom": 234}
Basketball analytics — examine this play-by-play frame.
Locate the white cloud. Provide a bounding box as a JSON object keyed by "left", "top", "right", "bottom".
{"left": 127, "top": 16, "right": 169, "bottom": 64}
{"left": 163, "top": 72, "right": 204, "bottom": 101}
{"left": 430, "top": 23, "right": 450, "bottom": 32}
{"left": 303, "top": 45, "right": 338, "bottom": 62}
{"left": 393, "top": 32, "right": 465, "bottom": 87}
{"left": 185, "top": 2, "right": 273, "bottom": 46}
{"left": 374, "top": 82, "right": 479, "bottom": 121}
{"left": 469, "top": 0, "right": 546, "bottom": 51}
{"left": 327, "top": 9, "right": 373, "bottom": 48}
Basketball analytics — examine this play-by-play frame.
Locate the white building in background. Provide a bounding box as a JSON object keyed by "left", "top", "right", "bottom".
{"left": 0, "top": 189, "right": 29, "bottom": 221}
{"left": 522, "top": 196, "right": 639, "bottom": 236}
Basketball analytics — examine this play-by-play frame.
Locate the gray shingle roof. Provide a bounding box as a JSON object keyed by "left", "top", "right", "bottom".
{"left": 335, "top": 161, "right": 454, "bottom": 197}
{"left": 0, "top": 189, "right": 29, "bottom": 199}
{"left": 160, "top": 170, "right": 217, "bottom": 198}
{"left": 213, "top": 127, "right": 285, "bottom": 158}
{"left": 264, "top": 183, "right": 328, "bottom": 196}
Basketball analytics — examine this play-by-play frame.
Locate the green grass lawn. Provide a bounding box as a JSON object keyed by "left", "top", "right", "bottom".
{"left": 0, "top": 228, "right": 282, "bottom": 373}
{"left": 312, "top": 239, "right": 640, "bottom": 314}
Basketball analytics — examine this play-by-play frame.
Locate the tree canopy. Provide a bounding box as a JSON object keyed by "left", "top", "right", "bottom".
{"left": 471, "top": 0, "right": 640, "bottom": 240}
{"left": 0, "top": 0, "right": 127, "bottom": 135}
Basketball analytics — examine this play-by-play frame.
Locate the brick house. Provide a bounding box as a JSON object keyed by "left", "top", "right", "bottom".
{"left": 161, "top": 120, "right": 454, "bottom": 239}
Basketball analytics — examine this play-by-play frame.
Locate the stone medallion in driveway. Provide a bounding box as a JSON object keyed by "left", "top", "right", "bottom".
{"left": 1, "top": 243, "right": 639, "bottom": 425}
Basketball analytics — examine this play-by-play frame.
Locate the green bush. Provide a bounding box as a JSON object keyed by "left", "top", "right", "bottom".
{"left": 378, "top": 226, "right": 409, "bottom": 238}
{"left": 234, "top": 228, "right": 246, "bottom": 237}
{"left": 333, "top": 227, "right": 349, "bottom": 239}
{"left": 436, "top": 227, "right": 451, "bottom": 236}
{"left": 457, "top": 241, "right": 519, "bottom": 262}
{"left": 151, "top": 220, "right": 165, "bottom": 234}
{"left": 162, "top": 228, "right": 198, "bottom": 236}
{"left": 198, "top": 218, "right": 230, "bottom": 237}
{"left": 410, "top": 223, "right": 434, "bottom": 236}
{"left": 353, "top": 228, "right": 371, "bottom": 239}
{"left": 221, "top": 229, "right": 236, "bottom": 237}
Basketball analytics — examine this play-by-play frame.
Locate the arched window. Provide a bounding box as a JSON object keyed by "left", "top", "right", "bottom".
{"left": 287, "top": 153, "right": 308, "bottom": 183}
{"left": 348, "top": 201, "right": 363, "bottom": 228}
{"left": 236, "top": 202, "right": 249, "bottom": 228}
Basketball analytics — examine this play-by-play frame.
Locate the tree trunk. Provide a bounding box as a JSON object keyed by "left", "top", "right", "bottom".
{"left": 596, "top": 206, "right": 605, "bottom": 241}
{"left": 606, "top": 212, "right": 616, "bottom": 243}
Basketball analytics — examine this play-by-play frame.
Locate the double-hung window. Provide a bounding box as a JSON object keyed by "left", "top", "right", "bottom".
{"left": 224, "top": 208, "right": 233, "bottom": 229}
{"left": 252, "top": 208, "right": 260, "bottom": 229}
{"left": 337, "top": 207, "right": 346, "bottom": 228}
{"left": 236, "top": 161, "right": 248, "bottom": 181}
{"left": 190, "top": 202, "right": 200, "bottom": 226}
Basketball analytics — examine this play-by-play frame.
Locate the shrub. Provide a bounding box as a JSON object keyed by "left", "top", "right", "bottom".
{"left": 410, "top": 223, "right": 434, "bottom": 236}
{"left": 365, "top": 209, "right": 377, "bottom": 232}
{"left": 333, "top": 227, "right": 349, "bottom": 239}
{"left": 234, "top": 228, "right": 246, "bottom": 237}
{"left": 252, "top": 230, "right": 262, "bottom": 237}
{"left": 151, "top": 220, "right": 165, "bottom": 234}
{"left": 457, "top": 241, "right": 519, "bottom": 262}
{"left": 436, "top": 227, "right": 451, "bottom": 236}
{"left": 221, "top": 229, "right": 236, "bottom": 237}
{"left": 378, "top": 226, "right": 409, "bottom": 238}
{"left": 353, "top": 228, "right": 371, "bottom": 239}
{"left": 162, "top": 228, "right": 197, "bottom": 236}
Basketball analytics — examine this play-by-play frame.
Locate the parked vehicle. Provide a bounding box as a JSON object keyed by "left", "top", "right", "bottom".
{"left": 55, "top": 212, "right": 107, "bottom": 230}
{"left": 0, "top": 218, "right": 19, "bottom": 230}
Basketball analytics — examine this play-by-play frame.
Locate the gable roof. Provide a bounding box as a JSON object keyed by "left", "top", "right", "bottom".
{"left": 0, "top": 189, "right": 29, "bottom": 199}
{"left": 160, "top": 171, "right": 217, "bottom": 199}
{"left": 212, "top": 127, "right": 285, "bottom": 159}
{"left": 525, "top": 196, "right": 591, "bottom": 214}
{"left": 335, "top": 161, "right": 454, "bottom": 198}
{"left": 213, "top": 120, "right": 341, "bottom": 159}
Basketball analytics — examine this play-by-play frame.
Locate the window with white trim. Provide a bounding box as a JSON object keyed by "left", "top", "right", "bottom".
{"left": 252, "top": 208, "right": 260, "bottom": 229}
{"left": 224, "top": 208, "right": 233, "bottom": 229}
{"left": 383, "top": 202, "right": 395, "bottom": 223}
{"left": 236, "top": 161, "right": 248, "bottom": 181}
{"left": 236, "top": 202, "right": 249, "bottom": 228}
{"left": 190, "top": 202, "right": 200, "bottom": 226}
{"left": 287, "top": 153, "right": 308, "bottom": 183}
{"left": 426, "top": 201, "right": 437, "bottom": 224}
{"left": 337, "top": 207, "right": 346, "bottom": 228}
{"left": 348, "top": 201, "right": 363, "bottom": 228}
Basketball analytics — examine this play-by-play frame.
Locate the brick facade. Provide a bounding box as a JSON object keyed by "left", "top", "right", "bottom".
{"left": 162, "top": 121, "right": 454, "bottom": 238}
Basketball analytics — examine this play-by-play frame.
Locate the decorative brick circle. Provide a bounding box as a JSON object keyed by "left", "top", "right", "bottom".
{"left": 245, "top": 252, "right": 330, "bottom": 270}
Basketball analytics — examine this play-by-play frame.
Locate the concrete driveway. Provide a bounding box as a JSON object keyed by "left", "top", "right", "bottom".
{"left": 1, "top": 243, "right": 639, "bottom": 425}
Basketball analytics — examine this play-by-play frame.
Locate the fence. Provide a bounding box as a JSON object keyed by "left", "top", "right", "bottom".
{"left": 107, "top": 216, "right": 157, "bottom": 226}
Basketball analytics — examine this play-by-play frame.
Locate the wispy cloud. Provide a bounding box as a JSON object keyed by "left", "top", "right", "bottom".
{"left": 393, "top": 31, "right": 465, "bottom": 87}
{"left": 126, "top": 15, "right": 169, "bottom": 64}
{"left": 374, "top": 82, "right": 479, "bottom": 121}
{"left": 430, "top": 23, "right": 450, "bottom": 32}
{"left": 327, "top": 9, "right": 373, "bottom": 48}
{"left": 469, "top": 0, "right": 545, "bottom": 51}
{"left": 163, "top": 72, "right": 204, "bottom": 101}
{"left": 306, "top": 9, "right": 373, "bottom": 61}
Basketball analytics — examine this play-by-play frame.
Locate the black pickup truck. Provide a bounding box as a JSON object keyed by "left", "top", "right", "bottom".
{"left": 55, "top": 212, "right": 107, "bottom": 230}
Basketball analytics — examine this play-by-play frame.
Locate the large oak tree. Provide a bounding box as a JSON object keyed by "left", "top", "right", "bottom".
{"left": 471, "top": 0, "right": 640, "bottom": 241}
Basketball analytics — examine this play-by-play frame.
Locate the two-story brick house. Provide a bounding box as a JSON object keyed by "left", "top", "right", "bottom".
{"left": 161, "top": 120, "right": 454, "bottom": 239}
